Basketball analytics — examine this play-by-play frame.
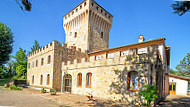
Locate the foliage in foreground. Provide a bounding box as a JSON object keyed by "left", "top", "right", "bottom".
{"left": 9, "top": 85, "right": 22, "bottom": 90}
{"left": 139, "top": 84, "right": 159, "bottom": 106}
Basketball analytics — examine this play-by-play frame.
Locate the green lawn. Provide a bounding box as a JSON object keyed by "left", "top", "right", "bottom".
{"left": 0, "top": 78, "right": 11, "bottom": 86}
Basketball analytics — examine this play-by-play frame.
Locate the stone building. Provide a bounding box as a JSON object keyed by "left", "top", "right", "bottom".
{"left": 27, "top": 0, "right": 170, "bottom": 104}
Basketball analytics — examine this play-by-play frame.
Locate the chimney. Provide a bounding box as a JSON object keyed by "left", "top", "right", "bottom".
{"left": 139, "top": 35, "right": 145, "bottom": 43}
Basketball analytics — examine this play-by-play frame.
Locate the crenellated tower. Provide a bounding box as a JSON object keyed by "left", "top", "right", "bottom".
{"left": 63, "top": 0, "right": 113, "bottom": 52}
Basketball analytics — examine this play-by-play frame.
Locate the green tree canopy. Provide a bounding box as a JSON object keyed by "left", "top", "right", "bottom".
{"left": 12, "top": 48, "right": 27, "bottom": 79}
{"left": 0, "top": 22, "right": 14, "bottom": 66}
{"left": 176, "top": 53, "right": 190, "bottom": 78}
{"left": 172, "top": 1, "right": 190, "bottom": 16}
{"left": 170, "top": 69, "right": 178, "bottom": 75}
{"left": 29, "top": 40, "right": 41, "bottom": 54}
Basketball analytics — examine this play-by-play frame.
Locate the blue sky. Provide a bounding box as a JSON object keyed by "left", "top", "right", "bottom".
{"left": 0, "top": 0, "right": 190, "bottom": 70}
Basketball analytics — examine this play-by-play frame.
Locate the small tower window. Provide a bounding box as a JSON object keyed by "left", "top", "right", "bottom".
{"left": 96, "top": 6, "right": 99, "bottom": 10}
{"left": 72, "top": 11, "right": 74, "bottom": 15}
{"left": 84, "top": 2, "right": 86, "bottom": 6}
{"left": 101, "top": 32, "right": 104, "bottom": 39}
{"left": 92, "top": 3, "right": 94, "bottom": 6}
{"left": 101, "top": 10, "right": 103, "bottom": 13}
{"left": 76, "top": 8, "right": 78, "bottom": 12}
{"left": 105, "top": 13, "right": 107, "bottom": 16}
{"left": 108, "top": 16, "right": 111, "bottom": 19}
{"left": 80, "top": 5, "right": 82, "bottom": 9}
{"left": 75, "top": 32, "right": 77, "bottom": 38}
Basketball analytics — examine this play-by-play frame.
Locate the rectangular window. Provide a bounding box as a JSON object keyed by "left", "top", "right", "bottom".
{"left": 128, "top": 72, "right": 138, "bottom": 91}
{"left": 36, "top": 60, "right": 38, "bottom": 67}
{"left": 75, "top": 32, "right": 77, "bottom": 38}
{"left": 41, "top": 58, "right": 44, "bottom": 66}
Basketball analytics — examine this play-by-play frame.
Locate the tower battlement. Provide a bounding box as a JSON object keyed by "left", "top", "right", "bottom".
{"left": 63, "top": 0, "right": 113, "bottom": 53}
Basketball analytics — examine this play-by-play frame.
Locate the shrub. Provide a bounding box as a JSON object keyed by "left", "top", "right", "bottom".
{"left": 9, "top": 85, "right": 22, "bottom": 90}
{"left": 40, "top": 88, "right": 46, "bottom": 93}
{"left": 50, "top": 88, "right": 56, "bottom": 93}
{"left": 139, "top": 84, "right": 159, "bottom": 106}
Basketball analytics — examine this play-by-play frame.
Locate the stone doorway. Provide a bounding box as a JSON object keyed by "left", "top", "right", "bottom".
{"left": 63, "top": 74, "right": 72, "bottom": 93}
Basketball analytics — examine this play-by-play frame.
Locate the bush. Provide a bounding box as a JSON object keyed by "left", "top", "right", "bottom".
{"left": 40, "top": 88, "right": 46, "bottom": 93}
{"left": 9, "top": 85, "right": 22, "bottom": 90}
{"left": 50, "top": 88, "right": 56, "bottom": 93}
{"left": 139, "top": 84, "right": 159, "bottom": 106}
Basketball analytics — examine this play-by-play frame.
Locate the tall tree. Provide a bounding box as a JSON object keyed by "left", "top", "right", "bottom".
{"left": 15, "top": 0, "right": 32, "bottom": 11}
{"left": 0, "top": 22, "right": 14, "bottom": 66}
{"left": 172, "top": 1, "right": 190, "bottom": 16}
{"left": 176, "top": 53, "right": 190, "bottom": 78}
{"left": 29, "top": 40, "right": 41, "bottom": 54}
{"left": 12, "top": 48, "right": 27, "bottom": 79}
{"left": 170, "top": 69, "right": 178, "bottom": 75}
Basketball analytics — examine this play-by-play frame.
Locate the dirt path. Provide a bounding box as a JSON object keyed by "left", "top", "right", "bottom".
{"left": 158, "top": 95, "right": 190, "bottom": 107}
{"left": 0, "top": 87, "right": 66, "bottom": 107}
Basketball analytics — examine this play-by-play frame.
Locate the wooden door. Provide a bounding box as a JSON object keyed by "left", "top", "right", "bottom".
{"left": 169, "top": 82, "right": 176, "bottom": 95}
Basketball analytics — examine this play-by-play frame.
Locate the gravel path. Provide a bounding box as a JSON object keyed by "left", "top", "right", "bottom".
{"left": 0, "top": 87, "right": 66, "bottom": 107}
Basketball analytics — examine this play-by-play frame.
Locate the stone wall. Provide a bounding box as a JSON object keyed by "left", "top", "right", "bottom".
{"left": 62, "top": 44, "right": 166, "bottom": 104}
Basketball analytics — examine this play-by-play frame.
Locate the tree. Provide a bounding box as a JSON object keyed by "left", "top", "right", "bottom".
{"left": 29, "top": 40, "right": 41, "bottom": 54}
{"left": 170, "top": 69, "right": 178, "bottom": 75}
{"left": 0, "top": 22, "right": 14, "bottom": 66}
{"left": 172, "top": 1, "right": 190, "bottom": 16}
{"left": 15, "top": 0, "right": 32, "bottom": 11}
{"left": 12, "top": 48, "right": 27, "bottom": 79}
{"left": 176, "top": 53, "right": 190, "bottom": 78}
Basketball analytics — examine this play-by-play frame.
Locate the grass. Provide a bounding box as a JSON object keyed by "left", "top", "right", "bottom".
{"left": 0, "top": 78, "right": 11, "bottom": 86}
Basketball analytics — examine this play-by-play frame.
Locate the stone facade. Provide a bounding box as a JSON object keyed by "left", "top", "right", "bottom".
{"left": 27, "top": 0, "right": 170, "bottom": 104}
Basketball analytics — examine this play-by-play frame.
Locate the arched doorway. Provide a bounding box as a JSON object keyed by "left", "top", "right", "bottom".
{"left": 63, "top": 74, "right": 72, "bottom": 93}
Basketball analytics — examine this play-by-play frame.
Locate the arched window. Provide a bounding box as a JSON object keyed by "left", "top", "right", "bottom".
{"left": 128, "top": 71, "right": 138, "bottom": 91}
{"left": 41, "top": 58, "right": 44, "bottom": 66}
{"left": 40, "top": 75, "right": 43, "bottom": 85}
{"left": 101, "top": 32, "right": 104, "bottom": 39}
{"left": 77, "top": 73, "right": 82, "bottom": 87}
{"left": 47, "top": 74, "right": 50, "bottom": 85}
{"left": 32, "top": 75, "right": 34, "bottom": 84}
{"left": 48, "top": 55, "right": 51, "bottom": 64}
{"left": 86, "top": 73, "right": 92, "bottom": 88}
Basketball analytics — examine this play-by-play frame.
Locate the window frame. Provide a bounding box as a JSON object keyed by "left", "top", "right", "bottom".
{"left": 40, "top": 75, "right": 43, "bottom": 85}
{"left": 32, "top": 75, "right": 34, "bottom": 84}
{"left": 41, "top": 58, "right": 44, "bottom": 66}
{"left": 47, "top": 74, "right": 50, "bottom": 85}
{"left": 36, "top": 60, "right": 38, "bottom": 67}
{"left": 47, "top": 55, "right": 51, "bottom": 64}
{"left": 101, "top": 32, "right": 104, "bottom": 39}
{"left": 77, "top": 73, "right": 82, "bottom": 87}
{"left": 86, "top": 73, "right": 92, "bottom": 88}
{"left": 128, "top": 71, "right": 138, "bottom": 91}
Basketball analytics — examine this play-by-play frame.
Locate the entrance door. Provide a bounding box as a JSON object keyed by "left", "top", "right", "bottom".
{"left": 169, "top": 82, "right": 176, "bottom": 95}
{"left": 63, "top": 74, "right": 72, "bottom": 93}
